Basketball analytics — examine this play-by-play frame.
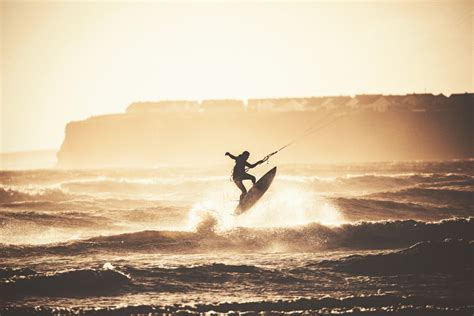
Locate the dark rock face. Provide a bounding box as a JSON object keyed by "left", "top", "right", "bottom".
{"left": 57, "top": 94, "right": 473, "bottom": 168}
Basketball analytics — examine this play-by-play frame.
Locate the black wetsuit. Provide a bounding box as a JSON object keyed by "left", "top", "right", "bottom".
{"left": 232, "top": 156, "right": 257, "bottom": 198}
{"left": 226, "top": 152, "right": 262, "bottom": 201}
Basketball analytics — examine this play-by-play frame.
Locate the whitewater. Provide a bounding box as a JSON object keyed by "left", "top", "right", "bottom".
{"left": 0, "top": 160, "right": 472, "bottom": 315}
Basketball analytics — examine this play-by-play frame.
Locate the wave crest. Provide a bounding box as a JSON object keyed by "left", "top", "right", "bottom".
{"left": 0, "top": 186, "right": 74, "bottom": 204}
{"left": 2, "top": 217, "right": 472, "bottom": 255}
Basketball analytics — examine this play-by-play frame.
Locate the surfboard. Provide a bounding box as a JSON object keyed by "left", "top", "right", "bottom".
{"left": 235, "top": 167, "right": 277, "bottom": 215}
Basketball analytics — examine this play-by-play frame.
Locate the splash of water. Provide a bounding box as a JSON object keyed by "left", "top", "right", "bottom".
{"left": 187, "top": 186, "right": 345, "bottom": 232}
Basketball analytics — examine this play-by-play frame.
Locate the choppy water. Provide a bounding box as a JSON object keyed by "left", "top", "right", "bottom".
{"left": 1, "top": 161, "right": 473, "bottom": 315}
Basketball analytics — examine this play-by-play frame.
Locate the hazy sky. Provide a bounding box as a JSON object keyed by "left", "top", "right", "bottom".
{"left": 1, "top": 1, "right": 472, "bottom": 152}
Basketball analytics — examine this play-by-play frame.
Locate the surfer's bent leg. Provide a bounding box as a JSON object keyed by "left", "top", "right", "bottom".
{"left": 242, "top": 173, "right": 256, "bottom": 185}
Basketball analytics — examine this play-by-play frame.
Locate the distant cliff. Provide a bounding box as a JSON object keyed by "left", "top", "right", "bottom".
{"left": 57, "top": 93, "right": 473, "bottom": 168}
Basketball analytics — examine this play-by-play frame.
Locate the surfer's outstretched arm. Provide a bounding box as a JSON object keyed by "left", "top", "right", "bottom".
{"left": 225, "top": 152, "right": 237, "bottom": 160}
{"left": 246, "top": 160, "right": 264, "bottom": 169}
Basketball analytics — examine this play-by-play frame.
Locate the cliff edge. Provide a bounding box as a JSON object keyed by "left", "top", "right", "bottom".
{"left": 57, "top": 94, "right": 473, "bottom": 168}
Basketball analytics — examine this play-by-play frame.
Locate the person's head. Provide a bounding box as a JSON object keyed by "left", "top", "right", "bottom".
{"left": 241, "top": 151, "right": 250, "bottom": 160}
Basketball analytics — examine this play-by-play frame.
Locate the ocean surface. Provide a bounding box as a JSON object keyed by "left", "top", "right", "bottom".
{"left": 0, "top": 160, "right": 472, "bottom": 315}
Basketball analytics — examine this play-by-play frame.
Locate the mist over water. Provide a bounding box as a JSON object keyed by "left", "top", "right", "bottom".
{"left": 1, "top": 160, "right": 473, "bottom": 315}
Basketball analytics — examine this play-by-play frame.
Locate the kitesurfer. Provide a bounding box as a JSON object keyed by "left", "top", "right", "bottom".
{"left": 225, "top": 151, "right": 267, "bottom": 202}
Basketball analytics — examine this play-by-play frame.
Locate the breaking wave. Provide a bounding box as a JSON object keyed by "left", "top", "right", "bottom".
{"left": 2, "top": 217, "right": 472, "bottom": 256}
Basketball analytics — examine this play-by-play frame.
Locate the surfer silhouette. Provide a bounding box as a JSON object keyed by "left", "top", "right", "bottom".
{"left": 225, "top": 151, "right": 267, "bottom": 202}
